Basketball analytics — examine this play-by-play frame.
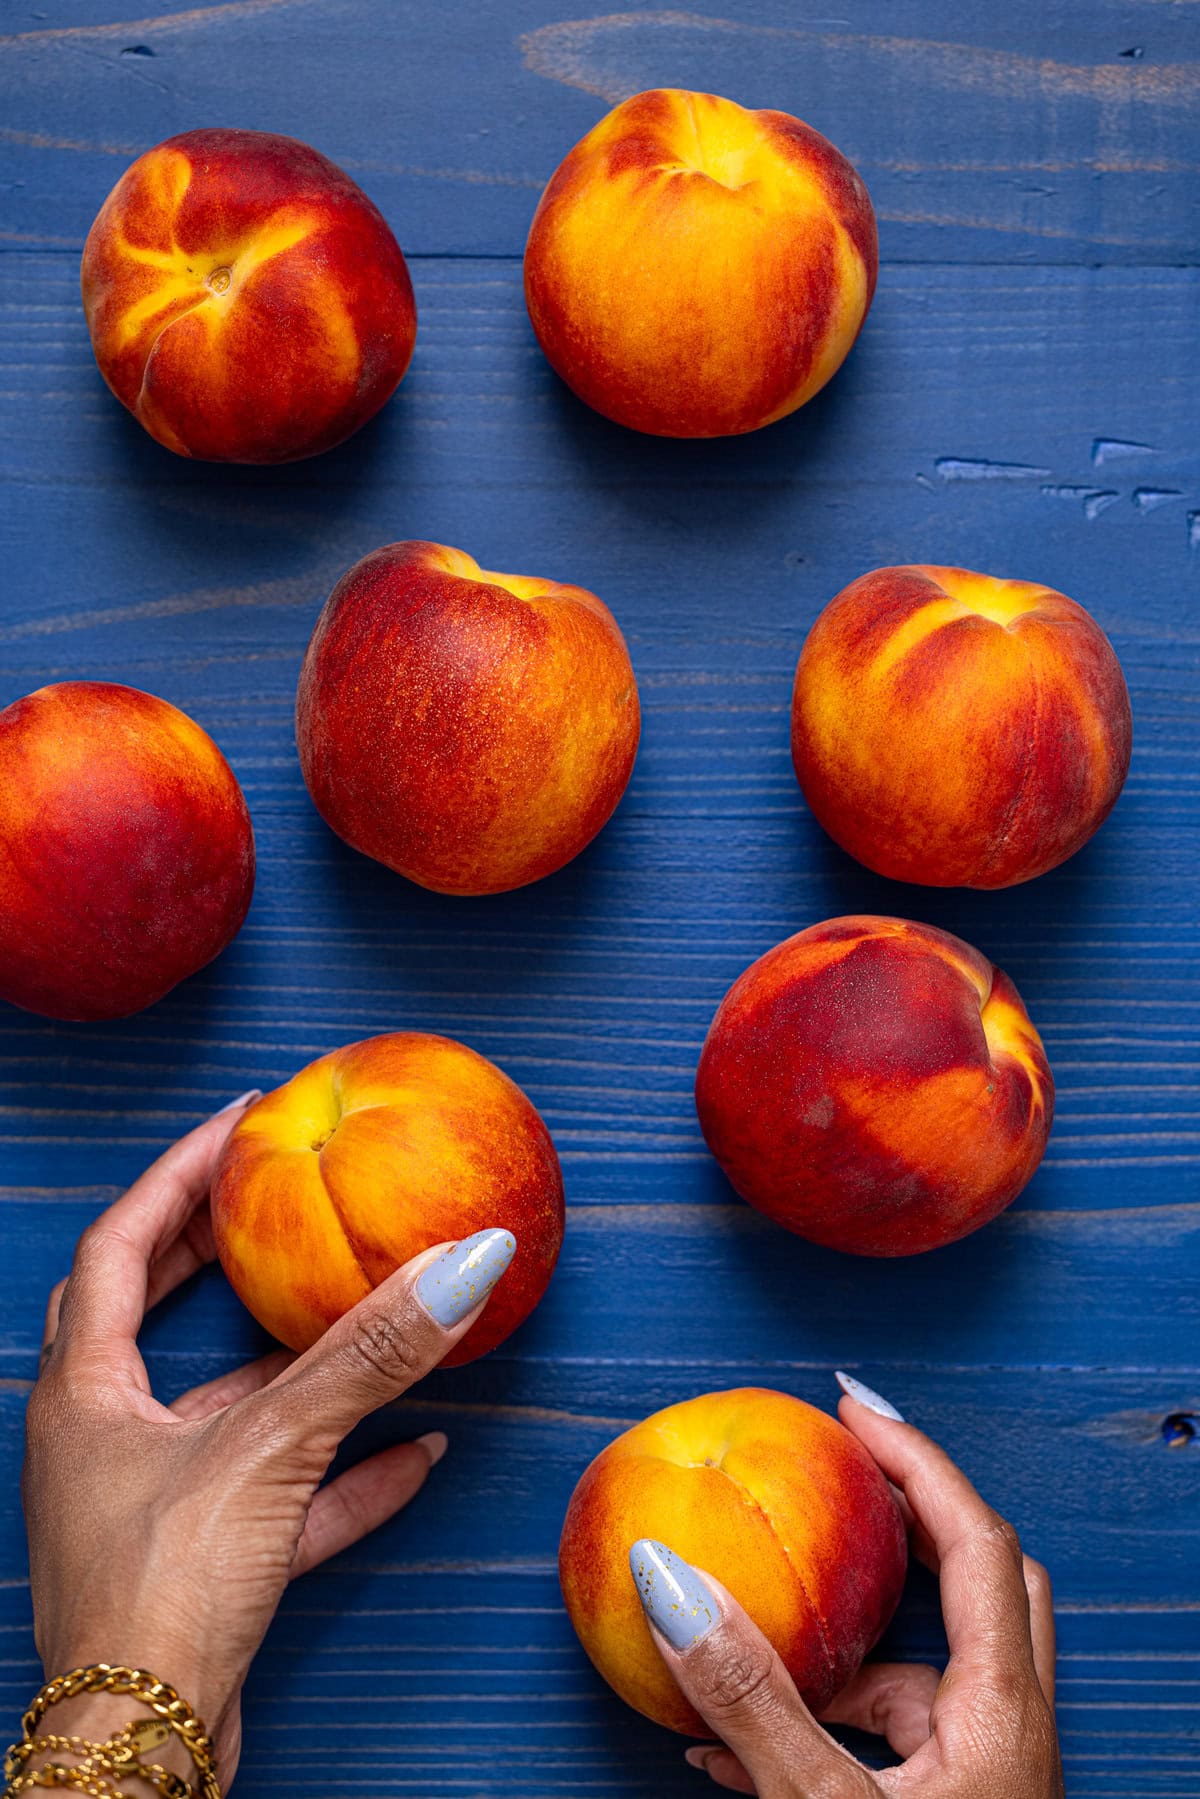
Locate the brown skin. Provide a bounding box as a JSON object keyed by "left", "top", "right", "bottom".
{"left": 22, "top": 1113, "right": 1062, "bottom": 1795}
{"left": 22, "top": 1100, "right": 505, "bottom": 1787}
{"left": 658, "top": 1401, "right": 1063, "bottom": 1799}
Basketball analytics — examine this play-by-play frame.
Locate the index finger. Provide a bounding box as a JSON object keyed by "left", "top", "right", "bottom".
{"left": 838, "top": 1395, "right": 1038, "bottom": 1679}
{"left": 56, "top": 1095, "right": 258, "bottom": 1363}
{"left": 628, "top": 1544, "right": 880, "bottom": 1799}
{"left": 257, "top": 1228, "right": 517, "bottom": 1450}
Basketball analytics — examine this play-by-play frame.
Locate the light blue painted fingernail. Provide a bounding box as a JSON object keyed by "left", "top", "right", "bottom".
{"left": 215, "top": 1088, "right": 261, "bottom": 1115}
{"left": 415, "top": 1228, "right": 516, "bottom": 1327}
{"left": 629, "top": 1539, "right": 718, "bottom": 1652}
{"left": 836, "top": 1371, "right": 905, "bottom": 1422}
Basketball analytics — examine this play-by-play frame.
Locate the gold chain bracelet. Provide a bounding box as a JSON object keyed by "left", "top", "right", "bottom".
{"left": 5, "top": 1669, "right": 219, "bottom": 1799}
{"left": 6, "top": 1733, "right": 191, "bottom": 1799}
{"left": 7, "top": 1766, "right": 124, "bottom": 1797}
{"left": 7, "top": 1763, "right": 132, "bottom": 1798}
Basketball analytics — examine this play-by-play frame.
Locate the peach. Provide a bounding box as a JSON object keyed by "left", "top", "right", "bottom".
{"left": 560, "top": 1387, "right": 907, "bottom": 1733}
{"left": 524, "top": 88, "right": 877, "bottom": 437}
{"left": 695, "top": 916, "right": 1053, "bottom": 1256}
{"left": 211, "top": 1032, "right": 564, "bottom": 1364}
{"left": 0, "top": 682, "right": 254, "bottom": 1022}
{"left": 81, "top": 128, "right": 416, "bottom": 462}
{"left": 791, "top": 565, "right": 1133, "bottom": 887}
{"left": 296, "top": 541, "right": 640, "bottom": 895}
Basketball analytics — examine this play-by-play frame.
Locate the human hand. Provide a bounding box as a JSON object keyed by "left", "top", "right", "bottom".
{"left": 21, "top": 1096, "right": 517, "bottom": 1787}
{"left": 630, "top": 1380, "right": 1062, "bottom": 1798}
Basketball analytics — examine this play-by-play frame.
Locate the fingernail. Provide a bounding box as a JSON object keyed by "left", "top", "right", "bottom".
{"left": 416, "top": 1430, "right": 448, "bottom": 1467}
{"left": 215, "top": 1088, "right": 262, "bottom": 1116}
{"left": 836, "top": 1371, "right": 905, "bottom": 1422}
{"left": 684, "top": 1746, "right": 721, "bottom": 1771}
{"left": 629, "top": 1538, "right": 718, "bottom": 1652}
{"left": 415, "top": 1228, "right": 516, "bottom": 1327}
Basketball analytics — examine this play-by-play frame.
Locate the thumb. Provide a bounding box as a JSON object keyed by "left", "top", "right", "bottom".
{"left": 254, "top": 1227, "right": 516, "bottom": 1449}
{"left": 629, "top": 1540, "right": 881, "bottom": 1799}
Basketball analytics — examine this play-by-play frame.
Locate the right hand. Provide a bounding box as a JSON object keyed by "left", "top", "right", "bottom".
{"left": 638, "top": 1391, "right": 1063, "bottom": 1797}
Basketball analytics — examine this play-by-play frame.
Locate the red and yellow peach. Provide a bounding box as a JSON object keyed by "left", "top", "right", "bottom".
{"left": 695, "top": 916, "right": 1053, "bottom": 1256}
{"left": 295, "top": 540, "right": 640, "bottom": 895}
{"left": 211, "top": 1032, "right": 564, "bottom": 1364}
{"left": 81, "top": 128, "right": 416, "bottom": 463}
{"left": 524, "top": 88, "right": 877, "bottom": 437}
{"left": 791, "top": 565, "right": 1133, "bottom": 888}
{"left": 0, "top": 681, "right": 254, "bottom": 1021}
{"left": 560, "top": 1387, "right": 907, "bottom": 1732}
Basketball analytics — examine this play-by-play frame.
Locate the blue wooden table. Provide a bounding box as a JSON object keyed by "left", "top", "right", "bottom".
{"left": 2, "top": 3, "right": 1198, "bottom": 1794}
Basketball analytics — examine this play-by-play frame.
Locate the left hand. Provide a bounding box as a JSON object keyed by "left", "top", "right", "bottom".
{"left": 22, "top": 1096, "right": 508, "bottom": 1786}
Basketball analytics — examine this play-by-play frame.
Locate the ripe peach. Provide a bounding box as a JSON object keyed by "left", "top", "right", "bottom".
{"left": 560, "top": 1387, "right": 907, "bottom": 1733}
{"left": 81, "top": 128, "right": 416, "bottom": 462}
{"left": 211, "top": 1032, "right": 564, "bottom": 1364}
{"left": 296, "top": 541, "right": 640, "bottom": 895}
{"left": 0, "top": 682, "right": 254, "bottom": 1022}
{"left": 695, "top": 916, "right": 1053, "bottom": 1256}
{"left": 524, "top": 88, "right": 877, "bottom": 437}
{"left": 791, "top": 565, "right": 1133, "bottom": 887}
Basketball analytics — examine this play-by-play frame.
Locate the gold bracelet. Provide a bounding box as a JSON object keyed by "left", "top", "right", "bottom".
{"left": 8, "top": 1764, "right": 128, "bottom": 1798}
{"left": 6, "top": 1732, "right": 191, "bottom": 1799}
{"left": 8, "top": 1670, "right": 218, "bottom": 1799}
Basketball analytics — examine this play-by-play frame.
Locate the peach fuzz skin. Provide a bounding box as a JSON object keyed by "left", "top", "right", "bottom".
{"left": 695, "top": 916, "right": 1053, "bottom": 1257}
{"left": 0, "top": 682, "right": 254, "bottom": 1023}
{"left": 524, "top": 88, "right": 877, "bottom": 437}
{"left": 81, "top": 129, "right": 416, "bottom": 463}
{"left": 211, "top": 1032, "right": 564, "bottom": 1365}
{"left": 791, "top": 565, "right": 1133, "bottom": 888}
{"left": 296, "top": 541, "right": 640, "bottom": 896}
{"left": 559, "top": 1387, "right": 907, "bottom": 1734}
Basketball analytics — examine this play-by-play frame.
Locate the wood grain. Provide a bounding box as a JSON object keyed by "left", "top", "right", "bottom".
{"left": 2, "top": 1, "right": 1198, "bottom": 261}
{"left": 1, "top": 1, "right": 1197, "bottom": 1793}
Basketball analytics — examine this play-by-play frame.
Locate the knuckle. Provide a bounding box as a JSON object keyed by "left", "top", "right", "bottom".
{"left": 347, "top": 1308, "right": 425, "bottom": 1388}
{"left": 74, "top": 1218, "right": 110, "bottom": 1261}
{"left": 23, "top": 1383, "right": 51, "bottom": 1440}
{"left": 698, "top": 1635, "right": 777, "bottom": 1717}
{"left": 26, "top": 1354, "right": 77, "bottom": 1421}
{"left": 971, "top": 1510, "right": 1023, "bottom": 1565}
{"left": 23, "top": 1374, "right": 80, "bottom": 1465}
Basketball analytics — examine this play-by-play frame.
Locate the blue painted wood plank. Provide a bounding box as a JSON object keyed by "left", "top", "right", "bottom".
{"left": 0, "top": 257, "right": 1196, "bottom": 1213}
{"left": 0, "top": 1370, "right": 1196, "bottom": 1793}
{"left": 1, "top": 0, "right": 1198, "bottom": 263}
{"left": 2, "top": 1, "right": 1199, "bottom": 1792}
{"left": 5, "top": 1192, "right": 1200, "bottom": 1373}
